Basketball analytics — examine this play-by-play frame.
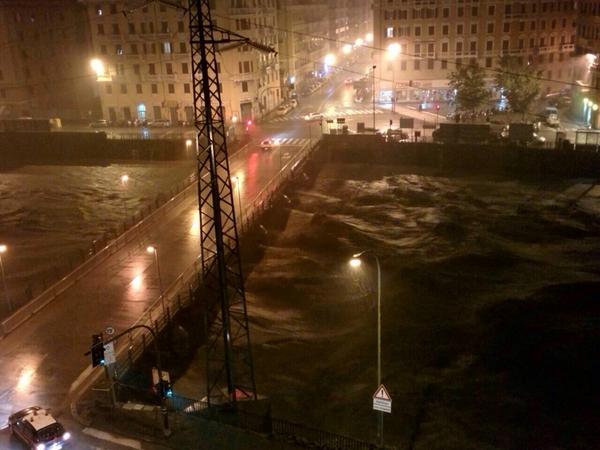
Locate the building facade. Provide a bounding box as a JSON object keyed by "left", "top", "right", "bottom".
{"left": 81, "top": 0, "right": 281, "bottom": 128}
{"left": 576, "top": 1, "right": 600, "bottom": 127}
{"left": 277, "top": 0, "right": 329, "bottom": 93}
{"left": 277, "top": 0, "right": 371, "bottom": 95}
{"left": 373, "top": 0, "right": 580, "bottom": 104}
{"left": 0, "top": 0, "right": 95, "bottom": 119}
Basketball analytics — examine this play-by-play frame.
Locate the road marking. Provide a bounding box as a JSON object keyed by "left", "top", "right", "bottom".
{"left": 83, "top": 427, "right": 142, "bottom": 449}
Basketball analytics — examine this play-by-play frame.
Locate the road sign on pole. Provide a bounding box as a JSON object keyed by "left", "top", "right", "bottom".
{"left": 373, "top": 384, "right": 392, "bottom": 413}
{"left": 104, "top": 341, "right": 116, "bottom": 365}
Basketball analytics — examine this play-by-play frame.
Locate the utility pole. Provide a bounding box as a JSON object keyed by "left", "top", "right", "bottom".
{"left": 188, "top": 0, "right": 275, "bottom": 406}
{"left": 372, "top": 65, "right": 376, "bottom": 130}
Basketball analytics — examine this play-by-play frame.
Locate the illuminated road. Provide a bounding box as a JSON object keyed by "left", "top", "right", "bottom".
{"left": 0, "top": 69, "right": 383, "bottom": 448}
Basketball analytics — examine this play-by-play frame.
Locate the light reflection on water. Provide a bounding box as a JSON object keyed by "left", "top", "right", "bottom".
{"left": 0, "top": 162, "right": 195, "bottom": 311}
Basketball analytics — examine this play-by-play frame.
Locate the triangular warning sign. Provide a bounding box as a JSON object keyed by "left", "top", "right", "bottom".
{"left": 373, "top": 384, "right": 391, "bottom": 401}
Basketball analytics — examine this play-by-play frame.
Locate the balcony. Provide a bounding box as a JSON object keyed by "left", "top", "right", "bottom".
{"left": 142, "top": 74, "right": 178, "bottom": 82}
{"left": 227, "top": 7, "right": 259, "bottom": 15}
{"left": 231, "top": 72, "right": 256, "bottom": 83}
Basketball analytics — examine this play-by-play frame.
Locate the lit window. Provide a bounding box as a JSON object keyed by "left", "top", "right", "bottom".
{"left": 386, "top": 27, "right": 393, "bottom": 38}
{"left": 162, "top": 42, "right": 172, "bottom": 54}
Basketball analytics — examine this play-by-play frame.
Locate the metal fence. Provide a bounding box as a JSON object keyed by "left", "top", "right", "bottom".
{"left": 101, "top": 138, "right": 321, "bottom": 382}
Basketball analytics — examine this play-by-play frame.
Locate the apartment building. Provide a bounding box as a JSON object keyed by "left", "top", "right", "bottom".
{"left": 0, "top": 0, "right": 95, "bottom": 119}
{"left": 81, "top": 0, "right": 281, "bottom": 127}
{"left": 576, "top": 1, "right": 600, "bottom": 127}
{"left": 277, "top": 0, "right": 371, "bottom": 93}
{"left": 373, "top": 0, "right": 579, "bottom": 103}
{"left": 277, "top": 0, "right": 329, "bottom": 91}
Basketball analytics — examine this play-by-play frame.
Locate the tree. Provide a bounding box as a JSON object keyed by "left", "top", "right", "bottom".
{"left": 495, "top": 55, "right": 541, "bottom": 117}
{"left": 448, "top": 62, "right": 490, "bottom": 116}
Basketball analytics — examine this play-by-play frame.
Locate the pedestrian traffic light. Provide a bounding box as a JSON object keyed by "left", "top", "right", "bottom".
{"left": 91, "top": 333, "right": 105, "bottom": 367}
{"left": 436, "top": 104, "right": 440, "bottom": 111}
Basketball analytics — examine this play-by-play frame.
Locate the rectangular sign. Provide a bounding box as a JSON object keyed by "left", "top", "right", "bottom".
{"left": 373, "top": 398, "right": 392, "bottom": 413}
{"left": 104, "top": 342, "right": 116, "bottom": 365}
{"left": 399, "top": 118, "right": 414, "bottom": 129}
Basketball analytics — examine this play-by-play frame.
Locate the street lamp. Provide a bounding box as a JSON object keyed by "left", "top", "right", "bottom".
{"left": 342, "top": 44, "right": 352, "bottom": 55}
{"left": 0, "top": 244, "right": 11, "bottom": 312}
{"left": 146, "top": 245, "right": 166, "bottom": 315}
{"left": 120, "top": 174, "right": 129, "bottom": 218}
{"left": 324, "top": 53, "right": 336, "bottom": 75}
{"left": 90, "top": 58, "right": 105, "bottom": 77}
{"left": 386, "top": 44, "right": 401, "bottom": 114}
{"left": 365, "top": 33, "right": 373, "bottom": 43}
{"left": 372, "top": 65, "right": 377, "bottom": 130}
{"left": 349, "top": 250, "right": 383, "bottom": 447}
{"left": 355, "top": 37, "right": 364, "bottom": 47}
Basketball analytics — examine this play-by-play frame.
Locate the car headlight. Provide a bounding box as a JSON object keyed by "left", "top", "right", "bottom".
{"left": 36, "top": 444, "right": 46, "bottom": 450}
{"left": 63, "top": 431, "right": 71, "bottom": 440}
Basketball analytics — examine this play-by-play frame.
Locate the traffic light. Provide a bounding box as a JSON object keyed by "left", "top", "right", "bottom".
{"left": 389, "top": 119, "right": 393, "bottom": 127}
{"left": 156, "top": 379, "right": 173, "bottom": 399}
{"left": 91, "top": 333, "right": 105, "bottom": 367}
{"left": 436, "top": 104, "right": 440, "bottom": 111}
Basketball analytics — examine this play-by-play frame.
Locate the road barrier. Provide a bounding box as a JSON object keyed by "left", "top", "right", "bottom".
{"left": 107, "top": 137, "right": 322, "bottom": 380}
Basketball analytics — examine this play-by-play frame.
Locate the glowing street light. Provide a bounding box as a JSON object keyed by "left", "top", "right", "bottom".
{"left": 386, "top": 43, "right": 401, "bottom": 60}
{"left": 290, "top": 76, "right": 296, "bottom": 84}
{"left": 355, "top": 37, "right": 364, "bottom": 47}
{"left": 90, "top": 58, "right": 105, "bottom": 77}
{"left": 365, "top": 33, "right": 373, "bottom": 43}
{"left": 120, "top": 174, "right": 129, "bottom": 185}
{"left": 0, "top": 244, "right": 12, "bottom": 312}
{"left": 348, "top": 250, "right": 383, "bottom": 447}
{"left": 342, "top": 44, "right": 352, "bottom": 55}
{"left": 324, "top": 53, "right": 336, "bottom": 67}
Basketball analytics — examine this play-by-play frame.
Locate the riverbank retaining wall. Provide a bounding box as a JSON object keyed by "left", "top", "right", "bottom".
{"left": 0, "top": 131, "right": 193, "bottom": 165}
{"left": 321, "top": 134, "right": 600, "bottom": 178}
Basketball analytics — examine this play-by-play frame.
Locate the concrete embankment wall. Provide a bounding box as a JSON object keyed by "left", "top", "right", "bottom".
{"left": 0, "top": 131, "right": 193, "bottom": 165}
{"left": 321, "top": 135, "right": 600, "bottom": 178}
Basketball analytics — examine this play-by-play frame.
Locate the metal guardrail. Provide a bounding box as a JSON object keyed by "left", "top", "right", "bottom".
{"left": 0, "top": 173, "right": 199, "bottom": 338}
{"left": 106, "top": 138, "right": 321, "bottom": 381}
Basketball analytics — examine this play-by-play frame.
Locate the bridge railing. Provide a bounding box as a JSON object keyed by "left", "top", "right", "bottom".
{"left": 0, "top": 172, "right": 199, "bottom": 338}
{"left": 109, "top": 138, "right": 321, "bottom": 379}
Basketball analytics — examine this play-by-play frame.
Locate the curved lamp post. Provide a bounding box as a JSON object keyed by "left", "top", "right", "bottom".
{"left": 349, "top": 250, "right": 383, "bottom": 446}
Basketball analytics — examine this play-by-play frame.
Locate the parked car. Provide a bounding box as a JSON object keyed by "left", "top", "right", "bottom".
{"left": 260, "top": 138, "right": 279, "bottom": 150}
{"left": 89, "top": 119, "right": 109, "bottom": 128}
{"left": 9, "top": 406, "right": 71, "bottom": 450}
{"left": 304, "top": 112, "right": 324, "bottom": 121}
{"left": 148, "top": 119, "right": 171, "bottom": 128}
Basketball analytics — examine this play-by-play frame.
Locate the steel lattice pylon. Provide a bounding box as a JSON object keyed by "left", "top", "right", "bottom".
{"left": 188, "top": 0, "right": 256, "bottom": 406}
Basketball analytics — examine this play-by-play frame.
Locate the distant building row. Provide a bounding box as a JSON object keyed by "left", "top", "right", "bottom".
{"left": 0, "top": 0, "right": 369, "bottom": 126}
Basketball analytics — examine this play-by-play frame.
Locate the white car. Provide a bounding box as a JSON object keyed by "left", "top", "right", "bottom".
{"left": 9, "top": 406, "right": 71, "bottom": 450}
{"left": 260, "top": 138, "right": 279, "bottom": 150}
{"left": 304, "top": 112, "right": 323, "bottom": 121}
{"left": 148, "top": 119, "right": 171, "bottom": 128}
{"left": 275, "top": 105, "right": 291, "bottom": 116}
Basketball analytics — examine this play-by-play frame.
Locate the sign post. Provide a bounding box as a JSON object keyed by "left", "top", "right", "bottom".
{"left": 373, "top": 384, "right": 392, "bottom": 413}
{"left": 373, "top": 383, "right": 391, "bottom": 445}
